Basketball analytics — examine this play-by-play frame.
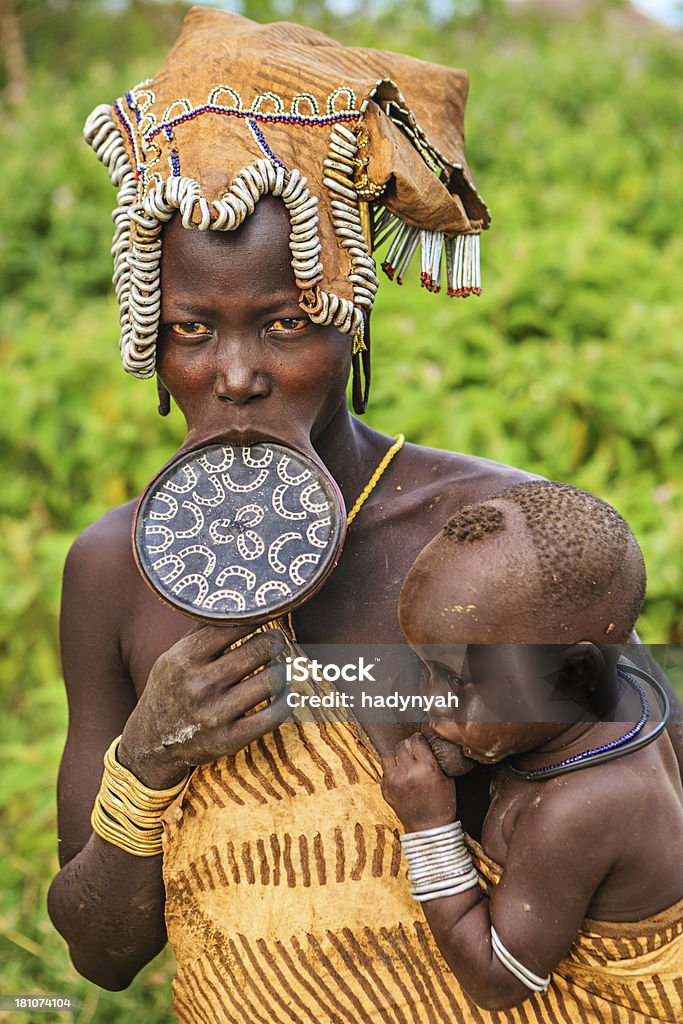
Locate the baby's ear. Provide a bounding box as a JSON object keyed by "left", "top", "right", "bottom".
{"left": 558, "top": 642, "right": 604, "bottom": 700}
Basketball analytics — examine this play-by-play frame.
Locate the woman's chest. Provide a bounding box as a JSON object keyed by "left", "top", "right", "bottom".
{"left": 125, "top": 526, "right": 421, "bottom": 749}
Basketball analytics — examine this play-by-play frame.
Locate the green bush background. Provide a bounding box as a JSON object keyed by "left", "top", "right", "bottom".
{"left": 1, "top": 1, "right": 681, "bottom": 1020}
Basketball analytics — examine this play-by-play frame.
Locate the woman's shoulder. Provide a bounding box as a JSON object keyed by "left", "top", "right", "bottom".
{"left": 396, "top": 439, "right": 543, "bottom": 507}
{"left": 60, "top": 502, "right": 145, "bottom": 670}
{"left": 63, "top": 500, "right": 139, "bottom": 594}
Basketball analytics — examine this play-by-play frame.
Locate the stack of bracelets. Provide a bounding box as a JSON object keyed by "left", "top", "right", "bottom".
{"left": 400, "top": 821, "right": 480, "bottom": 902}
{"left": 91, "top": 737, "right": 191, "bottom": 857}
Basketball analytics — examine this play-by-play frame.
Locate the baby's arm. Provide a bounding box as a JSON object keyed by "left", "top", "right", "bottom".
{"left": 381, "top": 734, "right": 618, "bottom": 1011}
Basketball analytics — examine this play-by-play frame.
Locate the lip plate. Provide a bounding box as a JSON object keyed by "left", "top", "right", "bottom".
{"left": 133, "top": 440, "right": 346, "bottom": 624}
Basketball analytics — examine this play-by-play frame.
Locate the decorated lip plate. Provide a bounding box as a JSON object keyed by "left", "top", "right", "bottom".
{"left": 133, "top": 442, "right": 345, "bottom": 623}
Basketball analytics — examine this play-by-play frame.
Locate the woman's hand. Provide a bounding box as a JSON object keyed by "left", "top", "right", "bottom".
{"left": 381, "top": 732, "right": 457, "bottom": 832}
{"left": 117, "top": 625, "right": 289, "bottom": 788}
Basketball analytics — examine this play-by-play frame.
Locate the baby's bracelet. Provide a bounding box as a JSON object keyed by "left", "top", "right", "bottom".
{"left": 400, "top": 821, "right": 480, "bottom": 903}
{"left": 90, "top": 736, "right": 191, "bottom": 857}
{"left": 491, "top": 927, "right": 551, "bottom": 993}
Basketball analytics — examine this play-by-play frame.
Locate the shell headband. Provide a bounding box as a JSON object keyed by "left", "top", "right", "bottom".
{"left": 84, "top": 7, "right": 490, "bottom": 379}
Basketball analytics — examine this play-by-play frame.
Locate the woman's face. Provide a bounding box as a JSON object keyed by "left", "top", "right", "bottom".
{"left": 157, "top": 197, "right": 351, "bottom": 450}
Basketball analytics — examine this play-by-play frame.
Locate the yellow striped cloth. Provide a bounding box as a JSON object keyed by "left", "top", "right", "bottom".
{"left": 161, "top": 710, "right": 683, "bottom": 1024}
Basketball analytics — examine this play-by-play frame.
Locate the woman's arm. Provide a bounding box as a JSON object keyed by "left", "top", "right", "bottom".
{"left": 48, "top": 523, "right": 289, "bottom": 989}
{"left": 48, "top": 527, "right": 167, "bottom": 989}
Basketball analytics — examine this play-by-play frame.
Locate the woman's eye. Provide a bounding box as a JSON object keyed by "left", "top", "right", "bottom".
{"left": 171, "top": 322, "right": 211, "bottom": 337}
{"left": 269, "top": 318, "right": 308, "bottom": 333}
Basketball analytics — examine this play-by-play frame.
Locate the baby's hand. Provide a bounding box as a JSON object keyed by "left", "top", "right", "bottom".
{"left": 381, "top": 732, "right": 456, "bottom": 832}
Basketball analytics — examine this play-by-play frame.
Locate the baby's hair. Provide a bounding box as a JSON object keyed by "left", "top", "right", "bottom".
{"left": 442, "top": 481, "right": 646, "bottom": 627}
{"left": 442, "top": 504, "right": 505, "bottom": 543}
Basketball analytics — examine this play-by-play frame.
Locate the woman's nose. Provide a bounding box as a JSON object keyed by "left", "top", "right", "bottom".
{"left": 213, "top": 341, "right": 270, "bottom": 405}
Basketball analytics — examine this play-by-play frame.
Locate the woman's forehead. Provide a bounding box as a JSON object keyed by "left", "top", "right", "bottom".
{"left": 163, "top": 196, "right": 291, "bottom": 259}
{"left": 161, "top": 198, "right": 297, "bottom": 298}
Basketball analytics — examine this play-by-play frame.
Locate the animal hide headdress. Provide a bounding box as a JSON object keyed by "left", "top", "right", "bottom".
{"left": 85, "top": 6, "right": 490, "bottom": 378}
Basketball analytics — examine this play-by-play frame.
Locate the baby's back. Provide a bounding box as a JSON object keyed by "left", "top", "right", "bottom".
{"left": 483, "top": 728, "right": 683, "bottom": 923}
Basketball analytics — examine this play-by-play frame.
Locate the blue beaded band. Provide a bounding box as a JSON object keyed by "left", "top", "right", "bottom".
{"left": 113, "top": 100, "right": 141, "bottom": 175}
{"left": 246, "top": 120, "right": 287, "bottom": 171}
{"left": 508, "top": 664, "right": 669, "bottom": 781}
{"left": 147, "top": 104, "right": 360, "bottom": 143}
{"left": 126, "top": 90, "right": 142, "bottom": 123}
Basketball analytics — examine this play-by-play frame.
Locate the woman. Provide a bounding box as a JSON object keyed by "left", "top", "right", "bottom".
{"left": 48, "top": 9, "right": 682, "bottom": 1021}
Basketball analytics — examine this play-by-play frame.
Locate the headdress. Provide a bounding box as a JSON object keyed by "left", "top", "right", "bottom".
{"left": 85, "top": 7, "right": 490, "bottom": 381}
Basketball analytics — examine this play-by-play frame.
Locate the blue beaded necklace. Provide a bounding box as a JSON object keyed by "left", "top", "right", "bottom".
{"left": 508, "top": 663, "right": 670, "bottom": 782}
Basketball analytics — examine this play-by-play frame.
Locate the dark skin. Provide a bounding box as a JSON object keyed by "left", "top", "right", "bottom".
{"left": 382, "top": 520, "right": 683, "bottom": 1011}
{"left": 48, "top": 197, "right": 683, "bottom": 991}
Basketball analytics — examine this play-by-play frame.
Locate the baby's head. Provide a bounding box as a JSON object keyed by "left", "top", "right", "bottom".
{"left": 401, "top": 480, "right": 645, "bottom": 646}
{"left": 399, "top": 481, "right": 646, "bottom": 767}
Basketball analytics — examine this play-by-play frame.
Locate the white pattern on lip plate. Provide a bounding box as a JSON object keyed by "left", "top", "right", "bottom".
{"left": 136, "top": 441, "right": 343, "bottom": 621}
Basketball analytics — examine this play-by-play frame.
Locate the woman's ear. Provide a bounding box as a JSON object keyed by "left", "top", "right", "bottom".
{"left": 157, "top": 375, "right": 171, "bottom": 417}
{"left": 351, "top": 309, "right": 371, "bottom": 414}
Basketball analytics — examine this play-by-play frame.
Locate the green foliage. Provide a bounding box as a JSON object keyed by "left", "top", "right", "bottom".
{"left": 1, "top": 2, "right": 682, "bottom": 1020}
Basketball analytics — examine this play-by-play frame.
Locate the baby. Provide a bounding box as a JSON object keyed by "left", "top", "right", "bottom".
{"left": 382, "top": 481, "right": 683, "bottom": 1020}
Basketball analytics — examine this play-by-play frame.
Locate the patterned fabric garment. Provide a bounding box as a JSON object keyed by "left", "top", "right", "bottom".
{"left": 161, "top": 714, "right": 683, "bottom": 1024}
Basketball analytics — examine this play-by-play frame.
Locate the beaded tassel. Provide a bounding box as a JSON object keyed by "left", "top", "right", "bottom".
{"left": 377, "top": 215, "right": 482, "bottom": 299}
{"left": 381, "top": 222, "right": 408, "bottom": 280}
{"left": 420, "top": 230, "right": 443, "bottom": 293}
{"left": 381, "top": 223, "right": 420, "bottom": 283}
{"left": 446, "top": 233, "right": 481, "bottom": 297}
{"left": 394, "top": 229, "right": 420, "bottom": 285}
{"left": 372, "top": 207, "right": 401, "bottom": 250}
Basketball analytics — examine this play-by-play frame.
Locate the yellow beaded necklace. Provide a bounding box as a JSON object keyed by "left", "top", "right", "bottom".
{"left": 346, "top": 433, "right": 405, "bottom": 526}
